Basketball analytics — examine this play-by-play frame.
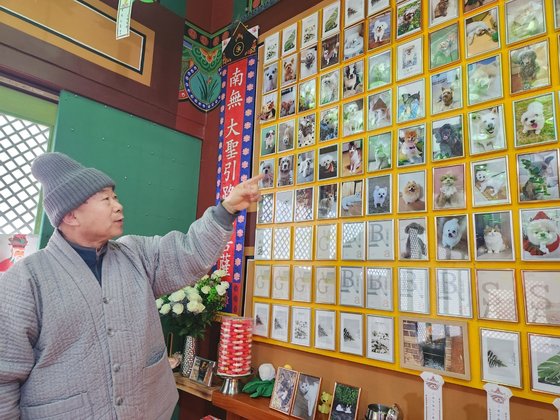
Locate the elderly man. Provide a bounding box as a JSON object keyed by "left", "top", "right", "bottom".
{"left": 0, "top": 152, "right": 262, "bottom": 419}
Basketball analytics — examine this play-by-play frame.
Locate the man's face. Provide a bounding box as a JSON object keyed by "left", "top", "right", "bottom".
{"left": 72, "top": 187, "right": 124, "bottom": 243}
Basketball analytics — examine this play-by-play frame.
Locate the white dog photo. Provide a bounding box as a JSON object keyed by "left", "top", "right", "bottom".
{"left": 520, "top": 100, "right": 545, "bottom": 135}
{"left": 469, "top": 106, "right": 505, "bottom": 153}
{"left": 263, "top": 63, "right": 278, "bottom": 94}
{"left": 300, "top": 46, "right": 318, "bottom": 80}
{"left": 320, "top": 70, "right": 339, "bottom": 105}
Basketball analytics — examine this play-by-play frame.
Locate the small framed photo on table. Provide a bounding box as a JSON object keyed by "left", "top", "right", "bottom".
{"left": 291, "top": 373, "right": 322, "bottom": 420}
{"left": 189, "top": 356, "right": 216, "bottom": 386}
{"left": 329, "top": 382, "right": 362, "bottom": 420}
{"left": 270, "top": 367, "right": 299, "bottom": 414}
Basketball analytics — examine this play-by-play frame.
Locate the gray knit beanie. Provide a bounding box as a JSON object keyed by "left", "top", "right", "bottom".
{"left": 31, "top": 152, "right": 115, "bottom": 227}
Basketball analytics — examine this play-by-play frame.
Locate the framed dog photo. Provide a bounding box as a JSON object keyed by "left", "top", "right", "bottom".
{"left": 429, "top": 0, "right": 458, "bottom": 27}
{"left": 473, "top": 211, "right": 514, "bottom": 261}
{"left": 254, "top": 228, "right": 272, "bottom": 260}
{"left": 342, "top": 98, "right": 364, "bottom": 136}
{"left": 435, "top": 215, "right": 470, "bottom": 261}
{"left": 341, "top": 221, "right": 366, "bottom": 261}
{"left": 509, "top": 40, "right": 551, "bottom": 95}
{"left": 319, "top": 106, "right": 339, "bottom": 142}
{"left": 301, "top": 12, "right": 319, "bottom": 49}
{"left": 277, "top": 155, "right": 295, "bottom": 188}
{"left": 398, "top": 217, "right": 428, "bottom": 260}
{"left": 330, "top": 382, "right": 362, "bottom": 420}
{"left": 318, "top": 144, "right": 339, "bottom": 181}
{"left": 271, "top": 304, "right": 290, "bottom": 342}
{"left": 396, "top": 37, "right": 423, "bottom": 81}
{"left": 368, "top": 10, "right": 392, "bottom": 51}
{"left": 253, "top": 302, "right": 270, "bottom": 337}
{"left": 476, "top": 269, "right": 518, "bottom": 322}
{"left": 319, "top": 69, "right": 339, "bottom": 107}
{"left": 339, "top": 266, "right": 364, "bottom": 306}
{"left": 322, "top": 1, "right": 341, "bottom": 38}
{"left": 281, "top": 55, "right": 298, "bottom": 88}
{"left": 272, "top": 189, "right": 290, "bottom": 223}
{"left": 270, "top": 367, "right": 299, "bottom": 414}
{"left": 278, "top": 119, "right": 295, "bottom": 152}
{"left": 189, "top": 356, "right": 216, "bottom": 386}
{"left": 464, "top": 0, "right": 496, "bottom": 14}
{"left": 315, "top": 224, "right": 337, "bottom": 260}
{"left": 254, "top": 265, "right": 271, "bottom": 298}
{"left": 368, "top": 132, "right": 392, "bottom": 172}
{"left": 263, "top": 62, "right": 279, "bottom": 94}
{"left": 529, "top": 333, "right": 560, "bottom": 395}
{"left": 366, "top": 267, "right": 393, "bottom": 311}
{"left": 523, "top": 271, "right": 560, "bottom": 325}
{"left": 480, "top": 329, "right": 522, "bottom": 388}
{"left": 339, "top": 312, "right": 364, "bottom": 356}
{"left": 321, "top": 34, "right": 341, "bottom": 70}
{"left": 298, "top": 80, "right": 316, "bottom": 113}
{"left": 279, "top": 86, "right": 296, "bottom": 118}
{"left": 345, "top": 0, "right": 365, "bottom": 27}
{"left": 367, "top": 219, "right": 395, "bottom": 260}
{"left": 366, "top": 174, "right": 392, "bottom": 215}
{"left": 397, "top": 124, "right": 425, "bottom": 167}
{"left": 272, "top": 265, "right": 291, "bottom": 300}
{"left": 344, "top": 22, "right": 365, "bottom": 60}
{"left": 257, "top": 192, "right": 274, "bottom": 224}
{"left": 436, "top": 268, "right": 472, "bottom": 318}
{"left": 294, "top": 226, "right": 313, "bottom": 260}
{"left": 291, "top": 306, "right": 312, "bottom": 347}
{"left": 292, "top": 265, "right": 312, "bottom": 302}
{"left": 366, "top": 315, "right": 394, "bottom": 363}
{"left": 517, "top": 149, "right": 560, "bottom": 202}
{"left": 432, "top": 115, "right": 464, "bottom": 161}
{"left": 282, "top": 23, "right": 298, "bottom": 57}
{"left": 468, "top": 105, "right": 506, "bottom": 155}
{"left": 273, "top": 227, "right": 291, "bottom": 260}
{"left": 260, "top": 92, "right": 278, "bottom": 123}
{"left": 342, "top": 60, "right": 365, "bottom": 99}
{"left": 396, "top": 0, "right": 422, "bottom": 40}
{"left": 431, "top": 67, "right": 462, "bottom": 116}
{"left": 368, "top": 0, "right": 390, "bottom": 17}
{"left": 367, "top": 49, "right": 391, "bottom": 90}
{"left": 317, "top": 183, "right": 338, "bottom": 219}
{"left": 433, "top": 163, "right": 466, "bottom": 210}
{"left": 315, "top": 266, "right": 336, "bottom": 304}
{"left": 399, "top": 317, "right": 470, "bottom": 380}
{"left": 505, "top": 0, "right": 546, "bottom": 45}
{"left": 465, "top": 7, "right": 500, "bottom": 59}
{"left": 296, "top": 152, "right": 315, "bottom": 185}
{"left": 398, "top": 267, "right": 430, "bottom": 314}
{"left": 397, "top": 78, "right": 425, "bottom": 123}
{"left": 340, "top": 179, "right": 364, "bottom": 217}
{"left": 520, "top": 207, "right": 560, "bottom": 261}
{"left": 341, "top": 139, "right": 364, "bottom": 177}
{"left": 314, "top": 309, "right": 336, "bottom": 350}
{"left": 398, "top": 170, "right": 426, "bottom": 213}
{"left": 429, "top": 23, "right": 459, "bottom": 70}
{"left": 471, "top": 156, "right": 510, "bottom": 207}
{"left": 513, "top": 93, "right": 557, "bottom": 148}
{"left": 263, "top": 32, "right": 280, "bottom": 65}
{"left": 298, "top": 114, "right": 316, "bottom": 149}
{"left": 294, "top": 187, "right": 314, "bottom": 222}
{"left": 367, "top": 89, "right": 392, "bottom": 130}
{"left": 291, "top": 373, "right": 322, "bottom": 420}
{"left": 467, "top": 55, "right": 503, "bottom": 106}
{"left": 300, "top": 46, "right": 318, "bottom": 81}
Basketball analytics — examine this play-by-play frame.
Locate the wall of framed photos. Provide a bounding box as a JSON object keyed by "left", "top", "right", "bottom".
{"left": 250, "top": 0, "right": 560, "bottom": 403}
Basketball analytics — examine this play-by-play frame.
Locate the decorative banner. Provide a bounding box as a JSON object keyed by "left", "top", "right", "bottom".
{"left": 484, "top": 383, "right": 512, "bottom": 420}
{"left": 421, "top": 372, "right": 444, "bottom": 420}
{"left": 215, "top": 24, "right": 258, "bottom": 314}
{"left": 553, "top": 398, "right": 560, "bottom": 420}
{"left": 116, "top": 0, "right": 134, "bottom": 39}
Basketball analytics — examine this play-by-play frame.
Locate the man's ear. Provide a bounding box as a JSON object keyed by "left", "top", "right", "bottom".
{"left": 61, "top": 211, "right": 80, "bottom": 226}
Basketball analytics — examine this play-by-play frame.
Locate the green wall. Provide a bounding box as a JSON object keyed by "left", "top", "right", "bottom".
{"left": 40, "top": 91, "right": 201, "bottom": 245}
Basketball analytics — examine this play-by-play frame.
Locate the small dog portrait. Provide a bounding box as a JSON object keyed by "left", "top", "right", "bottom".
{"left": 279, "top": 87, "right": 296, "bottom": 118}
{"left": 367, "top": 174, "right": 391, "bottom": 215}
{"left": 465, "top": 8, "right": 499, "bottom": 58}
{"left": 342, "top": 61, "right": 364, "bottom": 98}
{"left": 320, "top": 70, "right": 339, "bottom": 106}
{"left": 318, "top": 183, "right": 338, "bottom": 219}
{"left": 340, "top": 180, "right": 364, "bottom": 216}
{"left": 342, "top": 140, "right": 363, "bottom": 176}
{"left": 278, "top": 120, "right": 295, "bottom": 152}
{"left": 259, "top": 93, "right": 277, "bottom": 122}
{"left": 436, "top": 216, "right": 469, "bottom": 260}
{"left": 399, "top": 219, "right": 428, "bottom": 260}
{"left": 291, "top": 374, "right": 321, "bottom": 419}
{"left": 258, "top": 159, "right": 275, "bottom": 189}
{"left": 344, "top": 23, "right": 364, "bottom": 60}
{"left": 505, "top": 0, "right": 546, "bottom": 44}
{"left": 430, "top": 0, "right": 459, "bottom": 26}
{"left": 298, "top": 79, "right": 316, "bottom": 113}
{"left": 398, "top": 171, "right": 426, "bottom": 212}
{"left": 397, "top": 38, "right": 422, "bottom": 80}
{"left": 321, "top": 34, "right": 340, "bottom": 69}
{"left": 368, "top": 133, "right": 392, "bottom": 171}
{"left": 432, "top": 116, "right": 463, "bottom": 161}
{"left": 434, "top": 164, "right": 465, "bottom": 209}
{"left": 343, "top": 99, "right": 364, "bottom": 137}
{"left": 298, "top": 114, "right": 316, "bottom": 148}
{"left": 277, "top": 155, "right": 294, "bottom": 187}
{"left": 319, "top": 107, "right": 338, "bottom": 142}
{"left": 296, "top": 151, "right": 315, "bottom": 184}
{"left": 260, "top": 126, "right": 276, "bottom": 156}
{"left": 474, "top": 212, "right": 513, "bottom": 260}
{"left": 294, "top": 187, "right": 314, "bottom": 222}
{"left": 398, "top": 125, "right": 425, "bottom": 166}
{"left": 396, "top": 0, "right": 421, "bottom": 38}
{"left": 300, "top": 46, "right": 318, "bottom": 80}
{"left": 513, "top": 93, "right": 555, "bottom": 147}
{"left": 318, "top": 146, "right": 338, "bottom": 180}
{"left": 431, "top": 67, "right": 461, "bottom": 114}
{"left": 368, "top": 91, "right": 391, "bottom": 130}
{"left": 510, "top": 41, "right": 549, "bottom": 94}
{"left": 472, "top": 158, "right": 509, "bottom": 205}
{"left": 368, "top": 10, "right": 391, "bottom": 50}
{"left": 397, "top": 79, "right": 424, "bottom": 122}
{"left": 467, "top": 56, "right": 502, "bottom": 105}
{"left": 368, "top": 50, "right": 391, "bottom": 90}
{"left": 521, "top": 209, "right": 560, "bottom": 260}
{"left": 518, "top": 151, "right": 559, "bottom": 202}
{"left": 263, "top": 63, "right": 278, "bottom": 94}
{"left": 430, "top": 24, "right": 459, "bottom": 69}
{"left": 282, "top": 55, "right": 297, "bottom": 86}
{"left": 468, "top": 105, "right": 505, "bottom": 153}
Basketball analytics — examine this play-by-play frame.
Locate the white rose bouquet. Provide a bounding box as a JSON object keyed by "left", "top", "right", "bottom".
{"left": 155, "top": 269, "right": 230, "bottom": 339}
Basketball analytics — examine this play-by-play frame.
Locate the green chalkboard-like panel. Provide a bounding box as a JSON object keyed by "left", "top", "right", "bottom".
{"left": 40, "top": 91, "right": 201, "bottom": 245}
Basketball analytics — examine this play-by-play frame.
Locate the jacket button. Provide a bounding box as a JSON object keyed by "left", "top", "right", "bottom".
{"left": 116, "top": 397, "right": 124, "bottom": 406}
{"left": 113, "top": 364, "right": 121, "bottom": 372}
{"left": 107, "top": 328, "right": 114, "bottom": 336}
{"left": 102, "top": 297, "right": 109, "bottom": 304}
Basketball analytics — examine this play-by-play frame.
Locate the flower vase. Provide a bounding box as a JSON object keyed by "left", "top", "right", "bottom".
{"left": 180, "top": 336, "right": 198, "bottom": 377}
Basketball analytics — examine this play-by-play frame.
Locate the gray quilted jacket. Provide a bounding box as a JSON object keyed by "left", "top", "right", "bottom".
{"left": 0, "top": 206, "right": 234, "bottom": 419}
